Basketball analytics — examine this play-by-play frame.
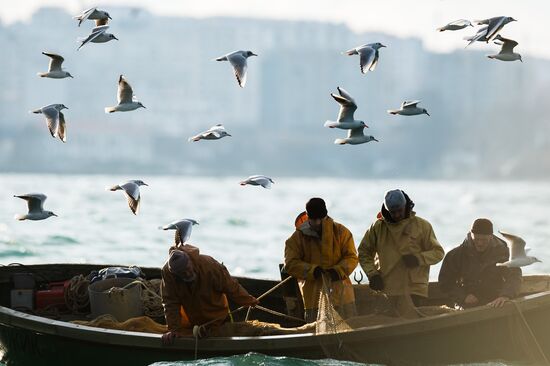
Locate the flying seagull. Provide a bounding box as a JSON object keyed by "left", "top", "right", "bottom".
{"left": 37, "top": 52, "right": 73, "bottom": 79}
{"left": 324, "top": 87, "right": 368, "bottom": 130}
{"left": 334, "top": 125, "right": 379, "bottom": 145}
{"left": 488, "top": 35, "right": 522, "bottom": 62}
{"left": 77, "top": 25, "right": 118, "bottom": 50}
{"left": 105, "top": 75, "right": 146, "bottom": 113}
{"left": 215, "top": 50, "right": 258, "bottom": 88}
{"left": 240, "top": 175, "right": 274, "bottom": 189}
{"left": 189, "top": 124, "right": 231, "bottom": 142}
{"left": 466, "top": 16, "right": 517, "bottom": 47}
{"left": 74, "top": 7, "right": 111, "bottom": 27}
{"left": 388, "top": 100, "right": 430, "bottom": 116}
{"left": 31, "top": 104, "right": 68, "bottom": 142}
{"left": 343, "top": 43, "right": 386, "bottom": 74}
{"left": 437, "top": 19, "right": 473, "bottom": 32}
{"left": 161, "top": 219, "right": 199, "bottom": 245}
{"left": 496, "top": 231, "right": 541, "bottom": 268}
{"left": 14, "top": 193, "right": 57, "bottom": 221}
{"left": 108, "top": 180, "right": 148, "bottom": 215}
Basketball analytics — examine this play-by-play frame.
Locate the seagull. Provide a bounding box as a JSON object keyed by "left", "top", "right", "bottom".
{"left": 334, "top": 125, "right": 379, "bottom": 145}
{"left": 77, "top": 25, "right": 118, "bottom": 50}
{"left": 14, "top": 193, "right": 57, "bottom": 221}
{"left": 437, "top": 19, "right": 473, "bottom": 32}
{"left": 188, "top": 124, "right": 231, "bottom": 142}
{"left": 37, "top": 52, "right": 73, "bottom": 79}
{"left": 388, "top": 100, "right": 430, "bottom": 116}
{"left": 464, "top": 26, "right": 490, "bottom": 44}
{"left": 466, "top": 16, "right": 517, "bottom": 47}
{"left": 108, "top": 180, "right": 148, "bottom": 215}
{"left": 324, "top": 87, "right": 368, "bottom": 130}
{"left": 161, "top": 219, "right": 199, "bottom": 245}
{"left": 215, "top": 50, "right": 258, "bottom": 88}
{"left": 74, "top": 7, "right": 111, "bottom": 27}
{"left": 343, "top": 43, "right": 386, "bottom": 74}
{"left": 31, "top": 104, "right": 68, "bottom": 142}
{"left": 488, "top": 35, "right": 522, "bottom": 62}
{"left": 240, "top": 175, "right": 274, "bottom": 189}
{"left": 496, "top": 231, "right": 541, "bottom": 268}
{"left": 105, "top": 75, "right": 146, "bottom": 113}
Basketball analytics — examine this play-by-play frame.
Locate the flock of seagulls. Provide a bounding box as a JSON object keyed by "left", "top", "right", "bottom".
{"left": 15, "top": 9, "right": 537, "bottom": 261}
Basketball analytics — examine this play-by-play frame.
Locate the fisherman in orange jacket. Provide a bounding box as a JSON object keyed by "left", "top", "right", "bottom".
{"left": 161, "top": 244, "right": 258, "bottom": 344}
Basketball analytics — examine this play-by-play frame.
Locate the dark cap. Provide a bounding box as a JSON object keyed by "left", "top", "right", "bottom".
{"left": 306, "top": 198, "right": 328, "bottom": 219}
{"left": 471, "top": 218, "right": 493, "bottom": 235}
{"left": 168, "top": 250, "right": 191, "bottom": 275}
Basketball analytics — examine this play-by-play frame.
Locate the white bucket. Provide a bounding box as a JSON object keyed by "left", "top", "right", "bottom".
{"left": 88, "top": 278, "right": 143, "bottom": 321}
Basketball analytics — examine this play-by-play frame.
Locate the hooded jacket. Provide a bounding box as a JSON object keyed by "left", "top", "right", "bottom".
{"left": 284, "top": 216, "right": 358, "bottom": 310}
{"left": 438, "top": 234, "right": 522, "bottom": 307}
{"left": 161, "top": 244, "right": 257, "bottom": 332}
{"left": 358, "top": 195, "right": 444, "bottom": 297}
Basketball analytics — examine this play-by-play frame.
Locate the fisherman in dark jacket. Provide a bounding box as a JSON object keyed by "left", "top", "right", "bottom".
{"left": 438, "top": 218, "right": 522, "bottom": 308}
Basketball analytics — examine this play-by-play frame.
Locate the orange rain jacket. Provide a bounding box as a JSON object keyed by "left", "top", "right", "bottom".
{"left": 161, "top": 244, "right": 257, "bottom": 333}
{"left": 284, "top": 216, "right": 358, "bottom": 310}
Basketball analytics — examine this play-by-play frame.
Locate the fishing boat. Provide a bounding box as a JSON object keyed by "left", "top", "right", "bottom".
{"left": 0, "top": 263, "right": 549, "bottom": 366}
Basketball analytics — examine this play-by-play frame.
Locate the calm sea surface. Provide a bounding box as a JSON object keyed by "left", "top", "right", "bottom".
{"left": 0, "top": 174, "right": 549, "bottom": 365}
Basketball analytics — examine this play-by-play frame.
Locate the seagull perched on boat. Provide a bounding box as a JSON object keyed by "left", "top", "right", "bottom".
{"left": 465, "top": 16, "right": 516, "bottom": 47}
{"left": 108, "top": 180, "right": 148, "bottom": 215}
{"left": 105, "top": 75, "right": 146, "bottom": 113}
{"left": 215, "top": 50, "right": 258, "bottom": 88}
{"left": 31, "top": 104, "right": 68, "bottom": 142}
{"left": 388, "top": 100, "right": 430, "bottom": 116}
{"left": 343, "top": 42, "right": 386, "bottom": 74}
{"left": 188, "top": 124, "right": 231, "bottom": 142}
{"left": 496, "top": 231, "right": 541, "bottom": 268}
{"left": 161, "top": 219, "right": 199, "bottom": 245}
{"left": 14, "top": 193, "right": 57, "bottom": 221}
{"left": 334, "top": 125, "right": 379, "bottom": 145}
{"left": 240, "top": 175, "right": 274, "bottom": 189}
{"left": 488, "top": 35, "right": 522, "bottom": 62}
{"left": 37, "top": 52, "right": 73, "bottom": 79}
{"left": 324, "top": 87, "right": 368, "bottom": 130}
{"left": 437, "top": 19, "right": 473, "bottom": 32}
{"left": 73, "top": 7, "right": 112, "bottom": 27}
{"left": 77, "top": 25, "right": 118, "bottom": 50}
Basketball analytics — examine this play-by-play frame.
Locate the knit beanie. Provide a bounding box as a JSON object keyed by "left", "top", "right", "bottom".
{"left": 471, "top": 218, "right": 493, "bottom": 235}
{"left": 306, "top": 198, "right": 328, "bottom": 219}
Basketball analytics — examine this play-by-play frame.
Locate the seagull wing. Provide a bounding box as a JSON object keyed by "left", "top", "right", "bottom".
{"left": 176, "top": 221, "right": 193, "bottom": 244}
{"left": 78, "top": 25, "right": 109, "bottom": 50}
{"left": 120, "top": 182, "right": 140, "bottom": 215}
{"left": 485, "top": 17, "right": 506, "bottom": 42}
{"left": 496, "top": 36, "right": 518, "bottom": 53}
{"left": 43, "top": 52, "right": 64, "bottom": 72}
{"left": 347, "top": 126, "right": 365, "bottom": 138}
{"left": 117, "top": 75, "right": 134, "bottom": 104}
{"left": 75, "top": 7, "right": 96, "bottom": 26}
{"left": 358, "top": 46, "right": 377, "bottom": 74}
{"left": 42, "top": 106, "right": 59, "bottom": 138}
{"left": 250, "top": 177, "right": 272, "bottom": 189}
{"left": 15, "top": 194, "right": 47, "bottom": 213}
{"left": 466, "top": 26, "right": 489, "bottom": 46}
{"left": 331, "top": 88, "right": 357, "bottom": 122}
{"left": 227, "top": 53, "right": 248, "bottom": 87}
{"left": 402, "top": 100, "right": 421, "bottom": 108}
{"left": 58, "top": 111, "right": 67, "bottom": 142}
{"left": 499, "top": 231, "right": 527, "bottom": 259}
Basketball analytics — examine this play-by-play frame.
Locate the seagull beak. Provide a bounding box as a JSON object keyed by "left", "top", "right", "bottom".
{"left": 108, "top": 15, "right": 112, "bottom": 20}
{"left": 52, "top": 213, "right": 58, "bottom": 217}
{"left": 380, "top": 44, "right": 387, "bottom": 48}
{"left": 141, "top": 104, "right": 147, "bottom": 109}
{"left": 113, "top": 36, "right": 119, "bottom": 41}
{"left": 425, "top": 111, "right": 430, "bottom": 116}
{"left": 227, "top": 134, "right": 232, "bottom": 137}
{"left": 252, "top": 53, "right": 258, "bottom": 56}
{"left": 373, "top": 138, "right": 379, "bottom": 142}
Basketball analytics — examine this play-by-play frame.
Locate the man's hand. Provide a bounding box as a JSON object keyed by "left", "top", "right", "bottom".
{"left": 487, "top": 296, "right": 509, "bottom": 308}
{"left": 161, "top": 331, "right": 181, "bottom": 346}
{"left": 402, "top": 254, "right": 420, "bottom": 268}
{"left": 313, "top": 266, "right": 324, "bottom": 279}
{"left": 464, "top": 294, "right": 479, "bottom": 306}
{"left": 246, "top": 296, "right": 260, "bottom": 308}
{"left": 368, "top": 274, "right": 384, "bottom": 291}
{"left": 326, "top": 268, "right": 341, "bottom": 281}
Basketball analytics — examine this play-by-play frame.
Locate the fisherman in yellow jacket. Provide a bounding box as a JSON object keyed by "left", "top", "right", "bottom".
{"left": 285, "top": 198, "right": 359, "bottom": 322}
{"left": 358, "top": 189, "right": 444, "bottom": 306}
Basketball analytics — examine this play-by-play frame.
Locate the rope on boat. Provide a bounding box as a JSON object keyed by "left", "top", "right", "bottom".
{"left": 511, "top": 300, "right": 550, "bottom": 365}
{"left": 118, "top": 278, "right": 164, "bottom": 318}
{"left": 65, "top": 275, "right": 90, "bottom": 313}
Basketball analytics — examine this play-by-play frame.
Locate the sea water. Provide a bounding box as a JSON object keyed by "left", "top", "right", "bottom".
{"left": 0, "top": 174, "right": 548, "bottom": 365}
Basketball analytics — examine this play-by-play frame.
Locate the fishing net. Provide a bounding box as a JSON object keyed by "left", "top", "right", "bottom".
{"left": 315, "top": 275, "right": 351, "bottom": 335}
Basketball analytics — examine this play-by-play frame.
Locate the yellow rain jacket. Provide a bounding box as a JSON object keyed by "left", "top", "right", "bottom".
{"left": 284, "top": 216, "right": 358, "bottom": 310}
{"left": 358, "top": 212, "right": 444, "bottom": 297}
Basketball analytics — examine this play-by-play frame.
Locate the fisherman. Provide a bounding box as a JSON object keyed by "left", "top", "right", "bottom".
{"left": 160, "top": 245, "right": 259, "bottom": 344}
{"left": 438, "top": 218, "right": 522, "bottom": 308}
{"left": 284, "top": 197, "right": 359, "bottom": 322}
{"left": 358, "top": 189, "right": 444, "bottom": 306}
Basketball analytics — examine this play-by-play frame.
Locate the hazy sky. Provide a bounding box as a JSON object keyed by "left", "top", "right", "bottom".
{"left": 2, "top": 0, "right": 548, "bottom": 59}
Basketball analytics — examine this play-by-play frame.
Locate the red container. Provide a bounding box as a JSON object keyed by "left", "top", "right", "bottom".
{"left": 35, "top": 281, "right": 69, "bottom": 310}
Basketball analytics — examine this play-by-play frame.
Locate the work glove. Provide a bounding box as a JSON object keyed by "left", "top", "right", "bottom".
{"left": 368, "top": 274, "right": 384, "bottom": 291}
{"left": 313, "top": 266, "right": 324, "bottom": 279}
{"left": 402, "top": 254, "right": 420, "bottom": 268}
{"left": 326, "top": 268, "right": 341, "bottom": 281}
